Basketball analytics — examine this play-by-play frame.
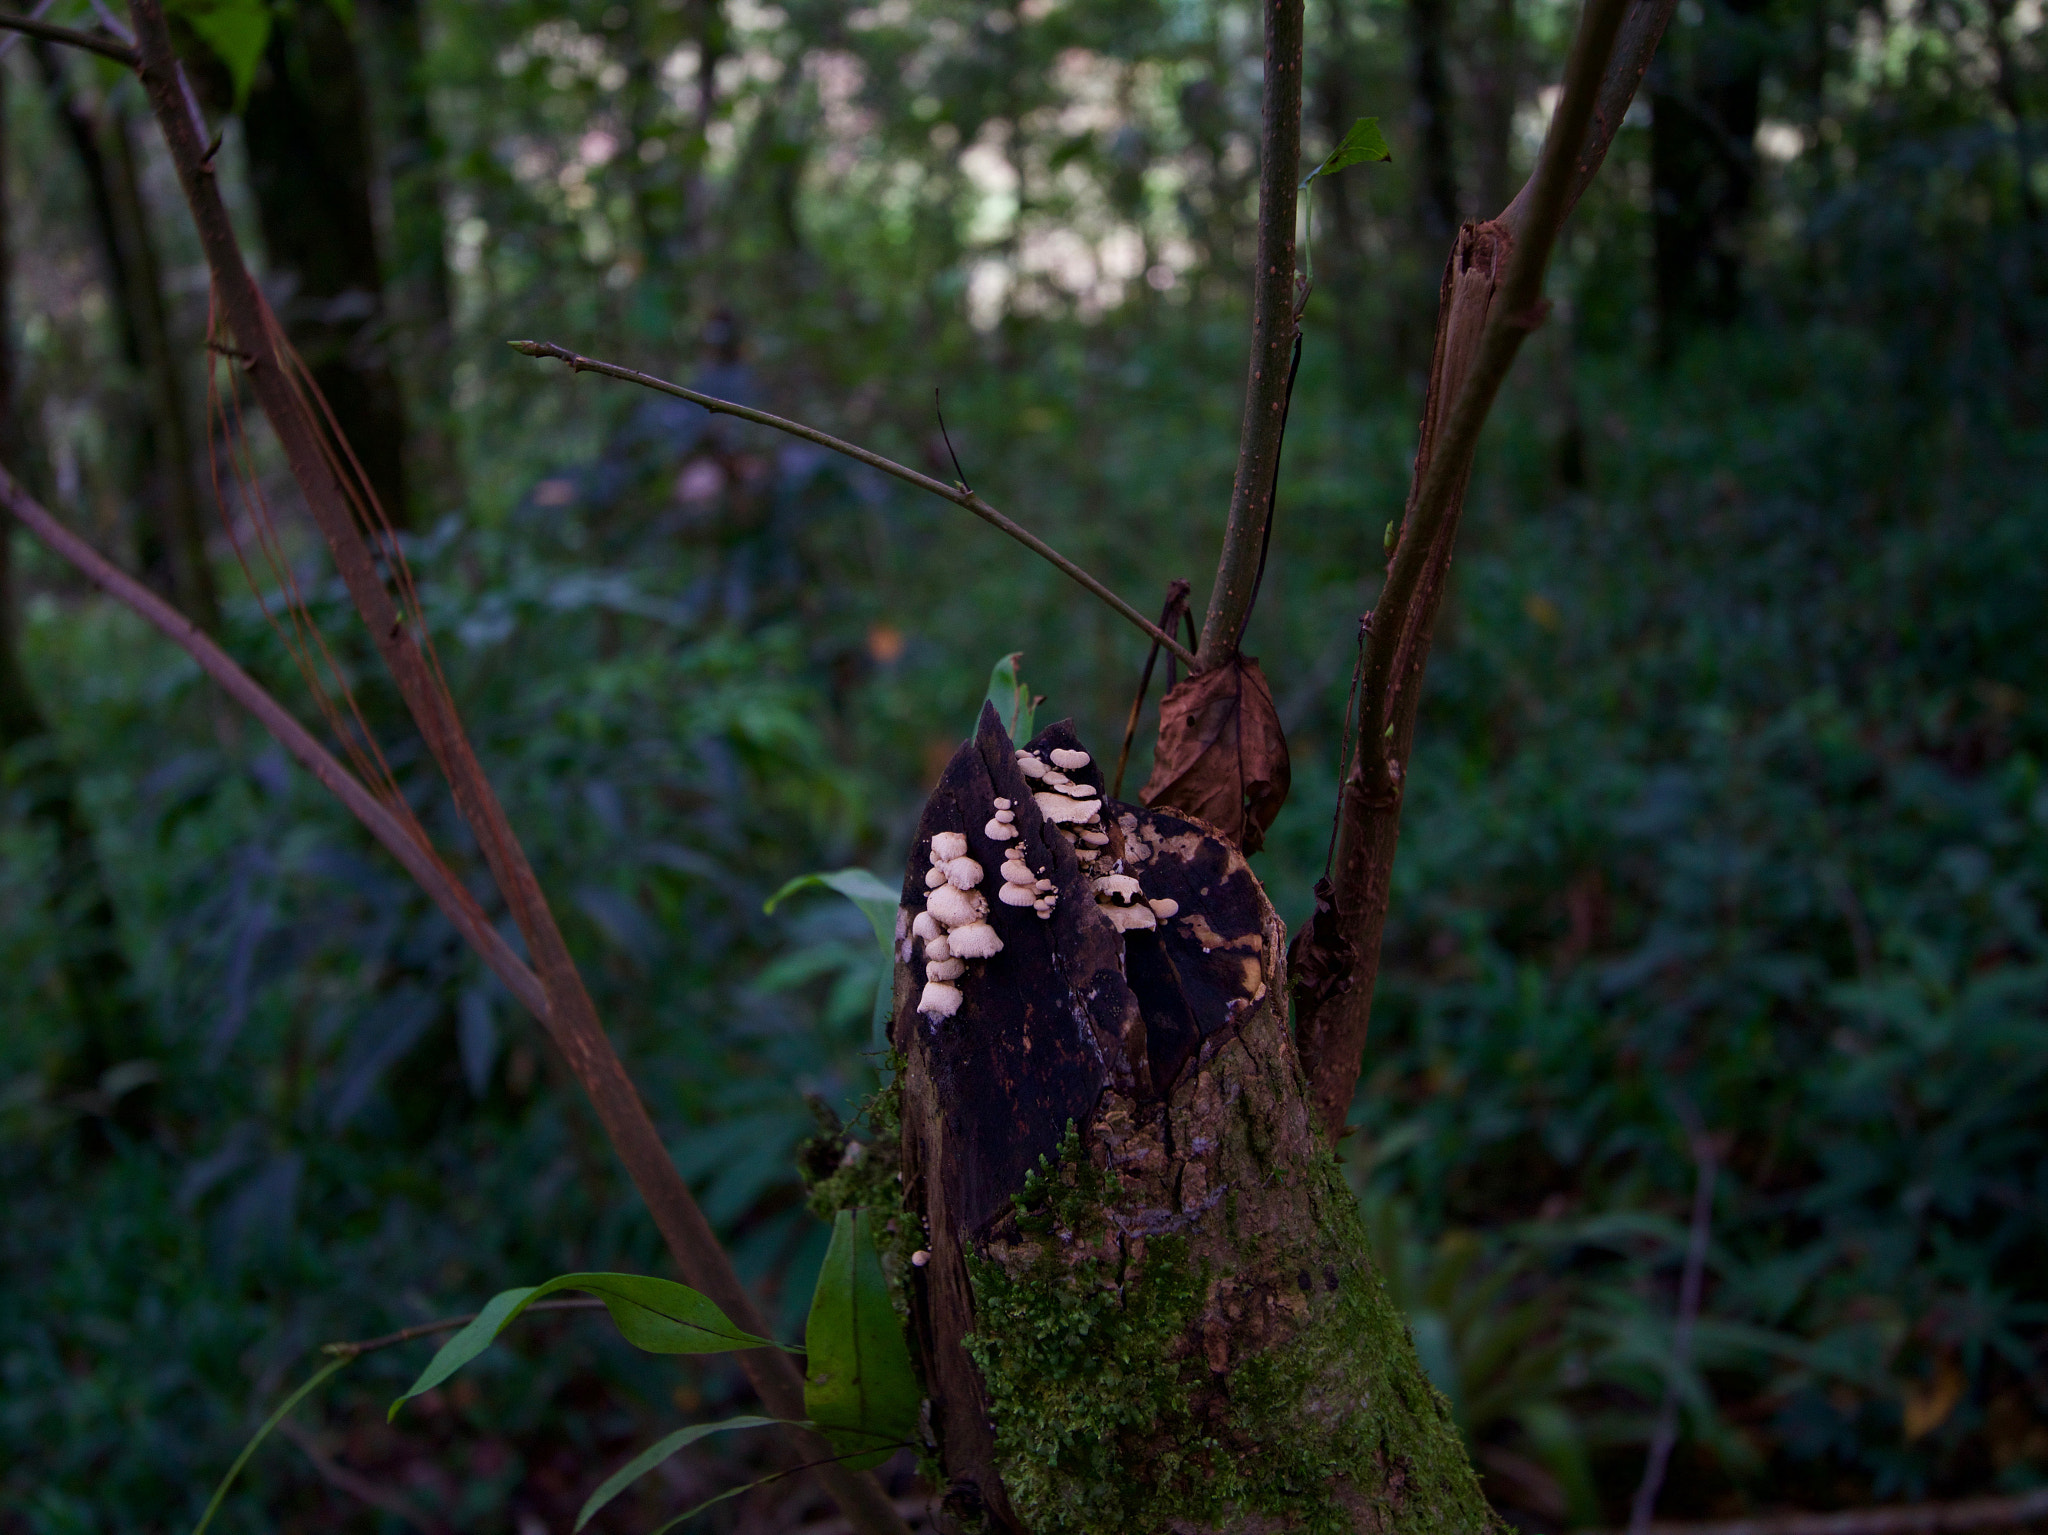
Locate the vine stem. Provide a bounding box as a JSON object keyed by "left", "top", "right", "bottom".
{"left": 509, "top": 340, "right": 1196, "bottom": 670}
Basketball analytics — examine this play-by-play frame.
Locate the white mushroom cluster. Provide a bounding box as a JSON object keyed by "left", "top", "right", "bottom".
{"left": 1013, "top": 746, "right": 1178, "bottom": 934}
{"left": 914, "top": 830, "right": 1004, "bottom": 1019}
{"left": 982, "top": 794, "right": 1058, "bottom": 921}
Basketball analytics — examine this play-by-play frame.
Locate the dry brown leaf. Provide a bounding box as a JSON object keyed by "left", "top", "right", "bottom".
{"left": 1138, "top": 655, "right": 1291, "bottom": 853}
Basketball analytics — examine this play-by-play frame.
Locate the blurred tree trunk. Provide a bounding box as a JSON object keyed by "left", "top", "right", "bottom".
{"left": 0, "top": 70, "right": 148, "bottom": 1141}
{"left": 1650, "top": 0, "right": 1766, "bottom": 350}
{"left": 243, "top": 0, "right": 413, "bottom": 526}
{"left": 33, "top": 46, "right": 218, "bottom": 631}
{"left": 360, "top": 0, "right": 463, "bottom": 511}
{"left": 1471, "top": 0, "right": 1519, "bottom": 216}
{"left": 1407, "top": 0, "right": 1460, "bottom": 242}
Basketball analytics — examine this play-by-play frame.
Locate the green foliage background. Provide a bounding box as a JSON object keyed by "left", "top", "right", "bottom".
{"left": 2, "top": 0, "right": 2044, "bottom": 1528}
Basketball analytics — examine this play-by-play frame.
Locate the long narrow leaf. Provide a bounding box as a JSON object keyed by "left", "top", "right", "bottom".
{"left": 803, "top": 1210, "right": 922, "bottom": 1470}
{"left": 192, "top": 1355, "right": 355, "bottom": 1535}
{"left": 391, "top": 1273, "right": 783, "bottom": 1419}
{"left": 574, "top": 1415, "right": 781, "bottom": 1532}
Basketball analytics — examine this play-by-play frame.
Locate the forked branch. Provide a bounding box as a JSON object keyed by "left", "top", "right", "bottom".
{"left": 511, "top": 339, "right": 1198, "bottom": 670}
{"left": 0, "top": 7, "right": 138, "bottom": 65}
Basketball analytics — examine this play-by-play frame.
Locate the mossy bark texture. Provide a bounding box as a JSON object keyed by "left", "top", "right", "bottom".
{"left": 874, "top": 707, "right": 1496, "bottom": 1535}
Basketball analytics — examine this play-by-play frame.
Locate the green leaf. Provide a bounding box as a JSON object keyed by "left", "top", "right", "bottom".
{"left": 765, "top": 869, "right": 899, "bottom": 963}
{"left": 803, "top": 1209, "right": 921, "bottom": 1470}
{"left": 390, "top": 1274, "right": 781, "bottom": 1420}
{"left": 192, "top": 1355, "right": 355, "bottom": 1535}
{"left": 167, "top": 0, "right": 273, "bottom": 110}
{"left": 1302, "top": 116, "right": 1392, "bottom": 186}
{"left": 984, "top": 652, "right": 1039, "bottom": 742}
{"left": 574, "top": 1416, "right": 780, "bottom": 1532}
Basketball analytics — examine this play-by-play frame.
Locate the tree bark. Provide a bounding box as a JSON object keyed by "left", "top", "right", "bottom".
{"left": 241, "top": 0, "right": 413, "bottom": 526}
{"left": 833, "top": 708, "right": 1494, "bottom": 1534}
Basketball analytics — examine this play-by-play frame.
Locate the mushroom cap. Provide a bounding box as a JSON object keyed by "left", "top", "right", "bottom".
{"left": 984, "top": 818, "right": 1019, "bottom": 841}
{"left": 1014, "top": 753, "right": 1048, "bottom": 779}
{"left": 1055, "top": 780, "right": 1098, "bottom": 799}
{"left": 997, "top": 883, "right": 1038, "bottom": 907}
{"left": 943, "top": 856, "right": 985, "bottom": 889}
{"left": 925, "top": 884, "right": 986, "bottom": 928}
{"left": 992, "top": 797, "right": 1011, "bottom": 810}
{"left": 1033, "top": 791, "right": 1102, "bottom": 824}
{"left": 1078, "top": 830, "right": 1111, "bottom": 845}
{"left": 918, "top": 980, "right": 964, "bottom": 1018}
{"left": 1093, "top": 874, "right": 1144, "bottom": 901}
{"left": 1147, "top": 897, "right": 1181, "bottom": 919}
{"left": 925, "top": 956, "right": 966, "bottom": 981}
{"left": 1000, "top": 859, "right": 1036, "bottom": 884}
{"left": 1049, "top": 748, "right": 1091, "bottom": 770}
{"left": 930, "top": 831, "right": 970, "bottom": 863}
{"left": 923, "top": 866, "right": 948, "bottom": 890}
{"left": 994, "top": 808, "right": 1016, "bottom": 823}
{"left": 1103, "top": 902, "right": 1158, "bottom": 932}
{"left": 912, "top": 911, "right": 942, "bottom": 943}
{"left": 925, "top": 934, "right": 952, "bottom": 961}
{"left": 946, "top": 920, "right": 1004, "bottom": 958}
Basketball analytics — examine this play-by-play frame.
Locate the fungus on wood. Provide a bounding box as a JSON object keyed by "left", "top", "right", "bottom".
{"left": 885, "top": 704, "right": 1497, "bottom": 1535}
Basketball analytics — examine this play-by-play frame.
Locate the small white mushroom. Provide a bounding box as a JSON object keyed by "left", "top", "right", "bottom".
{"left": 919, "top": 980, "right": 963, "bottom": 1018}
{"left": 1001, "top": 861, "right": 1037, "bottom": 886}
{"left": 1056, "top": 780, "right": 1098, "bottom": 799}
{"left": 994, "top": 808, "right": 1016, "bottom": 823}
{"left": 1078, "top": 830, "right": 1110, "bottom": 846}
{"left": 925, "top": 956, "right": 966, "bottom": 982}
{"left": 911, "top": 1249, "right": 931, "bottom": 1266}
{"left": 925, "top": 884, "right": 986, "bottom": 928}
{"left": 1103, "top": 902, "right": 1158, "bottom": 932}
{"left": 984, "top": 818, "right": 1019, "bottom": 841}
{"left": 1049, "top": 748, "right": 1091, "bottom": 770}
{"left": 1033, "top": 791, "right": 1102, "bottom": 824}
{"left": 992, "top": 797, "right": 1011, "bottom": 811}
{"left": 1015, "top": 753, "right": 1048, "bottom": 779}
{"left": 947, "top": 921, "right": 1004, "bottom": 959}
{"left": 930, "top": 831, "right": 969, "bottom": 862}
{"left": 925, "top": 934, "right": 952, "bottom": 962}
{"left": 997, "top": 883, "right": 1038, "bottom": 907}
{"left": 912, "top": 911, "right": 942, "bottom": 943}
{"left": 1041, "top": 768, "right": 1071, "bottom": 787}
{"left": 924, "top": 866, "right": 948, "bottom": 890}
{"left": 1148, "top": 897, "right": 1180, "bottom": 920}
{"left": 1035, "top": 877, "right": 1055, "bottom": 892}
{"left": 944, "top": 856, "right": 984, "bottom": 889}
{"left": 1094, "top": 874, "right": 1144, "bottom": 902}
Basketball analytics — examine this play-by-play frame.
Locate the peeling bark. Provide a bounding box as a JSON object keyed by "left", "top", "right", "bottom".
{"left": 872, "top": 707, "right": 1494, "bottom": 1535}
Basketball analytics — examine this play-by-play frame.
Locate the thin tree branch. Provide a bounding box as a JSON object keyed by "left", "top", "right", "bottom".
{"left": 1294, "top": 0, "right": 1653, "bottom": 1139}
{"left": 0, "top": 6, "right": 137, "bottom": 65}
{"left": 0, "top": 464, "right": 549, "bottom": 1023}
{"left": 1617, "top": 1489, "right": 2048, "bottom": 1535}
{"left": 1195, "top": 0, "right": 1306, "bottom": 669}
{"left": 1111, "top": 578, "right": 1191, "bottom": 800}
{"left": 125, "top": 7, "right": 909, "bottom": 1531}
{"left": 320, "top": 1298, "right": 605, "bottom": 1358}
{"left": 508, "top": 340, "right": 1197, "bottom": 670}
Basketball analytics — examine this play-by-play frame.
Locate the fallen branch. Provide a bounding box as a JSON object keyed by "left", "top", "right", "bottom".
{"left": 507, "top": 339, "right": 1196, "bottom": 670}
{"left": 1293, "top": 0, "right": 1670, "bottom": 1139}
{"left": 0, "top": 5, "right": 137, "bottom": 65}
{"left": 0, "top": 464, "right": 548, "bottom": 1023}
{"left": 1615, "top": 1487, "right": 2048, "bottom": 1535}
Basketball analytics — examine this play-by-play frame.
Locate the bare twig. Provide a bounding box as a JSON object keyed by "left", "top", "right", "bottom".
{"left": 0, "top": 0, "right": 56, "bottom": 61}
{"left": 0, "top": 5, "right": 137, "bottom": 65}
{"left": 1629, "top": 1117, "right": 1719, "bottom": 1534}
{"left": 1111, "top": 579, "right": 1191, "bottom": 800}
{"left": 320, "top": 1298, "right": 604, "bottom": 1359}
{"left": 126, "top": 6, "right": 909, "bottom": 1531}
{"left": 0, "top": 465, "right": 549, "bottom": 1022}
{"left": 509, "top": 340, "right": 1196, "bottom": 670}
{"left": 1195, "top": 0, "right": 1306, "bottom": 669}
{"left": 1613, "top": 1488, "right": 2048, "bottom": 1535}
{"left": 1293, "top": 0, "right": 1661, "bottom": 1139}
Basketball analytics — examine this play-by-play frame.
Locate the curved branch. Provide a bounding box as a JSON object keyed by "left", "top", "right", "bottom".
{"left": 0, "top": 463, "right": 549, "bottom": 1024}
{"left": 0, "top": 8, "right": 137, "bottom": 66}
{"left": 508, "top": 340, "right": 1197, "bottom": 670}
